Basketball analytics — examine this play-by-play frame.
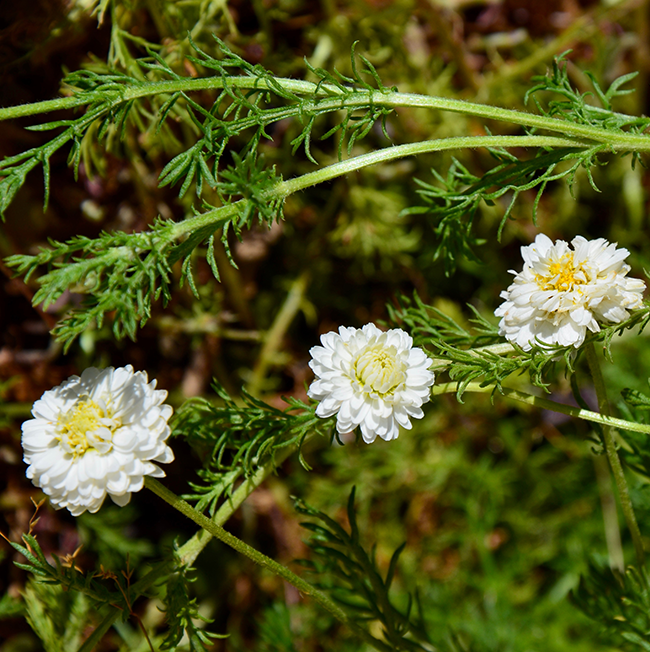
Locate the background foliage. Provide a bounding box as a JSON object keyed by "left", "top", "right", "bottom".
{"left": 2, "top": 0, "right": 650, "bottom": 650}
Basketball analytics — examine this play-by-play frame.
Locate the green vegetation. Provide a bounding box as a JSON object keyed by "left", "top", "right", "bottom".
{"left": 2, "top": 1, "right": 650, "bottom": 650}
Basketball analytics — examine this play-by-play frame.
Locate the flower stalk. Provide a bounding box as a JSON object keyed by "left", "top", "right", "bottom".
{"left": 431, "top": 380, "right": 650, "bottom": 436}
{"left": 585, "top": 342, "right": 646, "bottom": 568}
{"left": 78, "top": 441, "right": 299, "bottom": 652}
{"left": 144, "top": 477, "right": 393, "bottom": 652}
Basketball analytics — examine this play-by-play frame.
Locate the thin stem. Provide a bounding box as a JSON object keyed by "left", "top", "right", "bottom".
{"left": 144, "top": 477, "right": 393, "bottom": 652}
{"left": 593, "top": 453, "right": 625, "bottom": 573}
{"left": 433, "top": 367, "right": 649, "bottom": 565}
{"left": 168, "top": 135, "right": 581, "bottom": 242}
{"left": 248, "top": 271, "right": 310, "bottom": 397}
{"left": 585, "top": 343, "right": 646, "bottom": 567}
{"left": 2, "top": 77, "right": 650, "bottom": 151}
{"left": 272, "top": 136, "right": 583, "bottom": 198}
{"left": 426, "top": 342, "right": 516, "bottom": 372}
{"left": 431, "top": 381, "right": 650, "bottom": 436}
{"left": 78, "top": 440, "right": 299, "bottom": 652}
{"left": 475, "top": 342, "right": 516, "bottom": 356}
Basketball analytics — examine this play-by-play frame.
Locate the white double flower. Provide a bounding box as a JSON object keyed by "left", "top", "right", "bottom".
{"left": 21, "top": 366, "right": 174, "bottom": 516}
{"left": 495, "top": 234, "right": 646, "bottom": 351}
{"left": 308, "top": 323, "right": 435, "bottom": 443}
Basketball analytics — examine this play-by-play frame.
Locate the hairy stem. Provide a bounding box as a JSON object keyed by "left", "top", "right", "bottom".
{"left": 145, "top": 477, "right": 393, "bottom": 652}
{"left": 176, "top": 444, "right": 297, "bottom": 567}
{"left": 584, "top": 342, "right": 646, "bottom": 567}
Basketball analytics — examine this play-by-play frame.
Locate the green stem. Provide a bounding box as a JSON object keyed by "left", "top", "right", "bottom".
{"left": 434, "top": 367, "right": 648, "bottom": 565}
{"left": 592, "top": 452, "right": 625, "bottom": 573}
{"left": 144, "top": 477, "right": 392, "bottom": 652}
{"left": 77, "top": 607, "right": 119, "bottom": 652}
{"left": 248, "top": 271, "right": 310, "bottom": 397}
{"left": 431, "top": 381, "right": 650, "bottom": 436}
{"left": 176, "top": 446, "right": 294, "bottom": 567}
{"left": 584, "top": 343, "right": 646, "bottom": 567}
{"left": 2, "top": 77, "right": 650, "bottom": 151}
{"left": 77, "top": 442, "right": 298, "bottom": 652}
{"left": 272, "top": 137, "right": 583, "bottom": 197}
{"left": 168, "top": 135, "right": 581, "bottom": 243}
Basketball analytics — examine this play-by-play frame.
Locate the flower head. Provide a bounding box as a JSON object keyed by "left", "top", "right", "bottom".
{"left": 308, "top": 323, "right": 435, "bottom": 443}
{"left": 495, "top": 234, "right": 646, "bottom": 351}
{"left": 21, "top": 366, "right": 174, "bottom": 516}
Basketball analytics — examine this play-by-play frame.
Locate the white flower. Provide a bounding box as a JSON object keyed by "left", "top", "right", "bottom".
{"left": 307, "top": 323, "right": 435, "bottom": 443}
{"left": 21, "top": 366, "right": 174, "bottom": 516}
{"left": 495, "top": 234, "right": 646, "bottom": 351}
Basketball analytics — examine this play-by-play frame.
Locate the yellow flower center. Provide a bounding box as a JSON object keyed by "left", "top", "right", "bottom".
{"left": 537, "top": 254, "right": 588, "bottom": 292}
{"left": 57, "top": 398, "right": 117, "bottom": 457}
{"left": 354, "top": 344, "right": 406, "bottom": 396}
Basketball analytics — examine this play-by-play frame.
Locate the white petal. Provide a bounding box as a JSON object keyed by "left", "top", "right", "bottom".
{"left": 20, "top": 365, "right": 174, "bottom": 516}
{"left": 495, "top": 233, "right": 645, "bottom": 350}
{"left": 308, "top": 324, "right": 434, "bottom": 444}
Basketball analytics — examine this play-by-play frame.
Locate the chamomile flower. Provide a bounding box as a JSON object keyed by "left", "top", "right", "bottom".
{"left": 308, "top": 323, "right": 435, "bottom": 443}
{"left": 21, "top": 366, "right": 174, "bottom": 516}
{"left": 495, "top": 234, "right": 646, "bottom": 351}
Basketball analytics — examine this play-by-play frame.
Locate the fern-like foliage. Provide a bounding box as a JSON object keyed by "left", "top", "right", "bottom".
{"left": 252, "top": 602, "right": 301, "bottom": 652}
{"left": 6, "top": 225, "right": 176, "bottom": 347}
{"left": 0, "top": 37, "right": 393, "bottom": 219}
{"left": 1, "top": 37, "right": 398, "bottom": 347}
{"left": 403, "top": 146, "right": 600, "bottom": 275}
{"left": 22, "top": 578, "right": 90, "bottom": 652}
{"left": 5, "top": 526, "right": 233, "bottom": 650}
{"left": 4, "top": 43, "right": 649, "bottom": 348}
{"left": 6, "top": 533, "right": 132, "bottom": 614}
{"left": 161, "top": 569, "right": 227, "bottom": 651}
{"left": 5, "top": 148, "right": 284, "bottom": 349}
{"left": 388, "top": 293, "right": 650, "bottom": 394}
{"left": 616, "top": 384, "right": 650, "bottom": 483}
{"left": 525, "top": 53, "right": 650, "bottom": 133}
{"left": 295, "top": 488, "right": 432, "bottom": 651}
{"left": 154, "top": 38, "right": 394, "bottom": 177}
{"left": 174, "top": 383, "right": 333, "bottom": 515}
{"left": 403, "top": 60, "right": 649, "bottom": 275}
{"left": 386, "top": 292, "right": 502, "bottom": 350}
{"left": 573, "top": 563, "right": 650, "bottom": 650}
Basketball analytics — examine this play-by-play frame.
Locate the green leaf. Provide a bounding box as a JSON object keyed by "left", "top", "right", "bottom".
{"left": 621, "top": 387, "right": 650, "bottom": 410}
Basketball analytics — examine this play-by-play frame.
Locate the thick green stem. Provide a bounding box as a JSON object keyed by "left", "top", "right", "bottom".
{"left": 77, "top": 608, "right": 119, "bottom": 652}
{"left": 584, "top": 343, "right": 646, "bottom": 567}
{"left": 431, "top": 381, "right": 650, "bottom": 436}
{"left": 144, "top": 477, "right": 392, "bottom": 652}
{"left": 176, "top": 446, "right": 294, "bottom": 567}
